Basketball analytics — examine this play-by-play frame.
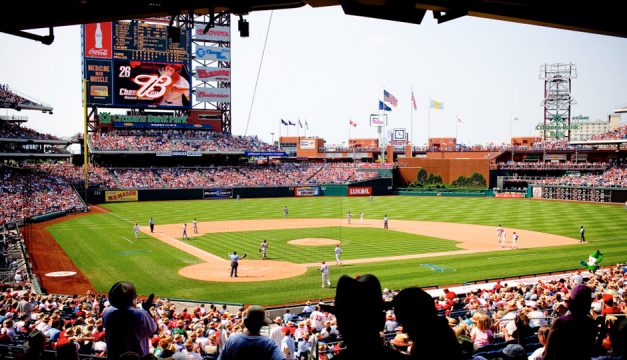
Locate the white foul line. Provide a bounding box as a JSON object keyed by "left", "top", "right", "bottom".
{"left": 122, "top": 237, "right": 134, "bottom": 244}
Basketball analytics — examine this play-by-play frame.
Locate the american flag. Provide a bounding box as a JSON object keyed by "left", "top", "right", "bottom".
{"left": 384, "top": 90, "right": 398, "bottom": 107}
{"left": 349, "top": 119, "right": 357, "bottom": 127}
{"left": 411, "top": 92, "right": 417, "bottom": 110}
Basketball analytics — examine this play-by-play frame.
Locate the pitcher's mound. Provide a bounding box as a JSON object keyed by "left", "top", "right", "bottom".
{"left": 288, "top": 238, "right": 340, "bottom": 246}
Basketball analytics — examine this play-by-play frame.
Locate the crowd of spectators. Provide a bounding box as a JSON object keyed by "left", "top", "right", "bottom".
{"left": 0, "top": 166, "right": 86, "bottom": 226}
{"left": 90, "top": 130, "right": 277, "bottom": 152}
{"left": 0, "top": 264, "right": 624, "bottom": 360}
{"left": 0, "top": 122, "right": 60, "bottom": 141}
{"left": 0, "top": 84, "right": 25, "bottom": 106}
{"left": 496, "top": 162, "right": 609, "bottom": 171}
{"left": 536, "top": 167, "right": 627, "bottom": 188}
{"left": 591, "top": 125, "right": 627, "bottom": 141}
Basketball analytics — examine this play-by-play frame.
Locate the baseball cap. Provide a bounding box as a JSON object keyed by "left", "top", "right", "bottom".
{"left": 502, "top": 344, "right": 526, "bottom": 358}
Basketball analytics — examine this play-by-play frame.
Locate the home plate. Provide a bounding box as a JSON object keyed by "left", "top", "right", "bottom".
{"left": 45, "top": 271, "right": 77, "bottom": 277}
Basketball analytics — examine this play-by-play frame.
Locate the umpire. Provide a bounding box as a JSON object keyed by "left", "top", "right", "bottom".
{"left": 229, "top": 251, "right": 247, "bottom": 277}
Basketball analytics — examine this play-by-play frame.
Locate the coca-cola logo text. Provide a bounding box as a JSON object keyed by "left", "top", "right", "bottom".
{"left": 88, "top": 48, "right": 109, "bottom": 57}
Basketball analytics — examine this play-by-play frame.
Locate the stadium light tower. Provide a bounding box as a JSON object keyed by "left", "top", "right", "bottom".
{"left": 539, "top": 63, "right": 577, "bottom": 142}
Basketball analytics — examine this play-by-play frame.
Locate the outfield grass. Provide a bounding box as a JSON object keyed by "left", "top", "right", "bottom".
{"left": 47, "top": 196, "right": 627, "bottom": 305}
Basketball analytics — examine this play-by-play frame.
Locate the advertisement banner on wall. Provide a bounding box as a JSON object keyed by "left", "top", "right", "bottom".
{"left": 105, "top": 190, "right": 138, "bottom": 202}
{"left": 194, "top": 66, "right": 231, "bottom": 82}
{"left": 495, "top": 193, "right": 525, "bottom": 198}
{"left": 194, "top": 46, "right": 231, "bottom": 61}
{"left": 300, "top": 139, "right": 316, "bottom": 150}
{"left": 348, "top": 186, "right": 372, "bottom": 196}
{"left": 370, "top": 114, "right": 387, "bottom": 127}
{"left": 295, "top": 186, "right": 320, "bottom": 197}
{"left": 85, "top": 59, "right": 113, "bottom": 105}
{"left": 194, "top": 25, "right": 230, "bottom": 42}
{"left": 196, "top": 87, "right": 231, "bottom": 103}
{"left": 203, "top": 189, "right": 233, "bottom": 199}
{"left": 84, "top": 22, "right": 113, "bottom": 59}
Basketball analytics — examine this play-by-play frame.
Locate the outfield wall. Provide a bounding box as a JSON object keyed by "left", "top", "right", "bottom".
{"left": 80, "top": 178, "right": 393, "bottom": 204}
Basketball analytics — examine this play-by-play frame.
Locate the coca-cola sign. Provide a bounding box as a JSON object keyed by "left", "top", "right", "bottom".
{"left": 84, "top": 22, "right": 112, "bottom": 59}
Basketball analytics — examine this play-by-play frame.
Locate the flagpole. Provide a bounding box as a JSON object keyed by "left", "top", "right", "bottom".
{"left": 410, "top": 86, "right": 413, "bottom": 147}
{"left": 279, "top": 120, "right": 282, "bottom": 149}
{"left": 455, "top": 115, "right": 459, "bottom": 145}
{"left": 428, "top": 97, "right": 431, "bottom": 146}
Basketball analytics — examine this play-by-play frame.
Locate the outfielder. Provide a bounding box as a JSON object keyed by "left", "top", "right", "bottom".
{"left": 134, "top": 223, "right": 139, "bottom": 240}
{"left": 347, "top": 211, "right": 351, "bottom": 224}
{"left": 360, "top": 212, "right": 364, "bottom": 223}
{"left": 319, "top": 261, "right": 331, "bottom": 288}
{"left": 335, "top": 244, "right": 343, "bottom": 266}
{"left": 284, "top": 206, "right": 289, "bottom": 218}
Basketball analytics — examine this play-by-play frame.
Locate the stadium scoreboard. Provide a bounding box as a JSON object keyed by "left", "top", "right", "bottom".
{"left": 82, "top": 21, "right": 191, "bottom": 109}
{"left": 113, "top": 21, "right": 189, "bottom": 63}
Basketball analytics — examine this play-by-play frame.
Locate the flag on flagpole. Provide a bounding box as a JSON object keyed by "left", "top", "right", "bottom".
{"left": 411, "top": 91, "right": 417, "bottom": 110}
{"left": 305, "top": 120, "right": 309, "bottom": 130}
{"left": 288, "top": 120, "right": 296, "bottom": 126}
{"left": 298, "top": 119, "right": 303, "bottom": 128}
{"left": 383, "top": 90, "right": 398, "bottom": 107}
{"left": 457, "top": 117, "right": 464, "bottom": 124}
{"left": 430, "top": 100, "right": 444, "bottom": 110}
{"left": 281, "top": 119, "right": 288, "bottom": 126}
{"left": 349, "top": 119, "right": 357, "bottom": 127}
{"left": 378, "top": 101, "right": 392, "bottom": 111}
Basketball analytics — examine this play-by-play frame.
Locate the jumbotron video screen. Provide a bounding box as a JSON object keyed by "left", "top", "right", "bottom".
{"left": 82, "top": 20, "right": 192, "bottom": 109}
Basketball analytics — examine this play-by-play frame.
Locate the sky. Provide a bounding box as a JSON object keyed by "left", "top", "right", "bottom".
{"left": 1, "top": 5, "right": 626, "bottom": 147}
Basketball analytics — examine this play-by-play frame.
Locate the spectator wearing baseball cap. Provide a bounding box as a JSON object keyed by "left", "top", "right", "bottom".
{"left": 218, "top": 305, "right": 283, "bottom": 360}
{"left": 102, "top": 281, "right": 156, "bottom": 360}
{"left": 543, "top": 284, "right": 596, "bottom": 360}
{"left": 332, "top": 274, "right": 409, "bottom": 360}
{"left": 392, "top": 287, "right": 463, "bottom": 360}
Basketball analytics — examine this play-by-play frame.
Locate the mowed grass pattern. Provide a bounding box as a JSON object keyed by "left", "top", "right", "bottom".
{"left": 47, "top": 196, "right": 627, "bottom": 305}
{"left": 189, "top": 227, "right": 458, "bottom": 263}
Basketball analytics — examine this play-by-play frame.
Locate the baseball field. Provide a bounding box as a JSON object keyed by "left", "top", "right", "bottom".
{"left": 42, "top": 196, "right": 627, "bottom": 305}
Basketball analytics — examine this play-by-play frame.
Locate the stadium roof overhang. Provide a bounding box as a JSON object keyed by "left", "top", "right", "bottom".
{"left": 1, "top": 0, "right": 627, "bottom": 44}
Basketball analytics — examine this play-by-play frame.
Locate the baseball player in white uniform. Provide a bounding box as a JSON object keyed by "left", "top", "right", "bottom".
{"left": 260, "top": 240, "right": 268, "bottom": 260}
{"left": 335, "top": 244, "right": 343, "bottom": 266}
{"left": 347, "top": 211, "right": 351, "bottom": 224}
{"left": 496, "top": 225, "right": 503, "bottom": 244}
{"left": 500, "top": 229, "right": 507, "bottom": 248}
{"left": 193, "top": 218, "right": 198, "bottom": 234}
{"left": 512, "top": 232, "right": 519, "bottom": 249}
{"left": 134, "top": 223, "right": 139, "bottom": 240}
{"left": 360, "top": 212, "right": 364, "bottom": 223}
{"left": 319, "top": 261, "right": 331, "bottom": 288}
{"left": 182, "top": 223, "right": 188, "bottom": 240}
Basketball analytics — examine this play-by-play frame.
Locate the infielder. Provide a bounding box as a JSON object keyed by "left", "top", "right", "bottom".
{"left": 193, "top": 218, "right": 198, "bottom": 234}
{"left": 500, "top": 229, "right": 507, "bottom": 248}
{"left": 512, "top": 232, "right": 519, "bottom": 249}
{"left": 284, "top": 206, "right": 289, "bottom": 218}
{"left": 496, "top": 225, "right": 503, "bottom": 244}
{"left": 260, "top": 240, "right": 268, "bottom": 260}
{"left": 360, "top": 212, "right": 364, "bottom": 223}
{"left": 347, "top": 211, "right": 351, "bottom": 224}
{"left": 319, "top": 261, "right": 331, "bottom": 288}
{"left": 134, "top": 223, "right": 139, "bottom": 240}
{"left": 182, "top": 223, "right": 188, "bottom": 240}
{"left": 383, "top": 214, "right": 388, "bottom": 229}
{"left": 335, "top": 244, "right": 343, "bottom": 266}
